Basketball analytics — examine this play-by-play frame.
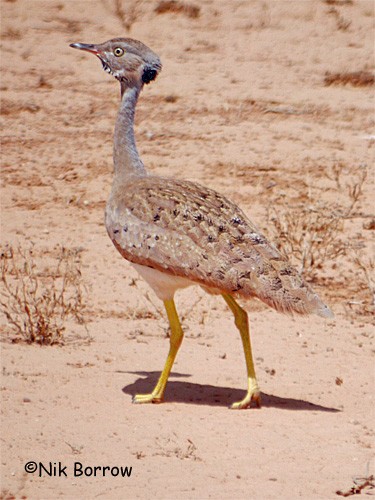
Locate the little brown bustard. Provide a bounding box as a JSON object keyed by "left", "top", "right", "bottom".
{"left": 70, "top": 38, "right": 333, "bottom": 409}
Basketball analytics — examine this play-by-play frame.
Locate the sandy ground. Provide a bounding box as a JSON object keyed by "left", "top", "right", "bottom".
{"left": 1, "top": 0, "right": 374, "bottom": 498}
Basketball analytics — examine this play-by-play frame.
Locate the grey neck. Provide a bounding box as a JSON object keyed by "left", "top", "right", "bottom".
{"left": 113, "top": 82, "right": 147, "bottom": 181}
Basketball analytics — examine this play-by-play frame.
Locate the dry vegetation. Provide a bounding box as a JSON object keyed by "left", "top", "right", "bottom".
{"left": 154, "top": 0, "right": 200, "bottom": 18}
{"left": 267, "top": 200, "right": 347, "bottom": 278}
{"left": 0, "top": 245, "right": 88, "bottom": 345}
{"left": 326, "top": 5, "right": 353, "bottom": 31}
{"left": 266, "top": 164, "right": 374, "bottom": 318}
{"left": 323, "top": 0, "right": 353, "bottom": 5}
{"left": 110, "top": 0, "right": 200, "bottom": 31}
{"left": 351, "top": 252, "right": 375, "bottom": 310}
{"left": 336, "top": 474, "right": 374, "bottom": 497}
{"left": 267, "top": 165, "right": 368, "bottom": 275}
{"left": 324, "top": 70, "right": 374, "bottom": 87}
{"left": 112, "top": 0, "right": 141, "bottom": 31}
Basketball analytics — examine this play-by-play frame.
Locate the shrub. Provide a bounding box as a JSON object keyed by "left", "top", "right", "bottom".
{"left": 1, "top": 245, "right": 88, "bottom": 345}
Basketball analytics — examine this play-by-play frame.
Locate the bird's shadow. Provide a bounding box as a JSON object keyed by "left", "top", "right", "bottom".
{"left": 120, "top": 371, "right": 340, "bottom": 412}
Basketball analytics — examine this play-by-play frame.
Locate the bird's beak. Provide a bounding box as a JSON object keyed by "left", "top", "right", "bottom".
{"left": 70, "top": 43, "right": 100, "bottom": 55}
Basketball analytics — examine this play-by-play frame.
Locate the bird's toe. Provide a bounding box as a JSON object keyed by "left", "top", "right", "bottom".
{"left": 230, "top": 391, "right": 261, "bottom": 410}
{"left": 132, "top": 393, "right": 163, "bottom": 404}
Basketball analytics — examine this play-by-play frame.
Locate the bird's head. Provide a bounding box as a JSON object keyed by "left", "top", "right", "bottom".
{"left": 70, "top": 38, "right": 162, "bottom": 90}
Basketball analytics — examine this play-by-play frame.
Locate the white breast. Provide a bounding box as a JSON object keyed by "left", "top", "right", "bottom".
{"left": 131, "top": 263, "right": 195, "bottom": 301}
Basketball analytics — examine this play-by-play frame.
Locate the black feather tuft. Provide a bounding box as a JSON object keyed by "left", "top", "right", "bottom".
{"left": 142, "top": 67, "right": 158, "bottom": 84}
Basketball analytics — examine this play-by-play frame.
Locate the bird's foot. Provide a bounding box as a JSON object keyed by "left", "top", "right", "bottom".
{"left": 230, "top": 391, "right": 261, "bottom": 410}
{"left": 132, "top": 393, "right": 163, "bottom": 405}
{"left": 230, "top": 378, "right": 261, "bottom": 409}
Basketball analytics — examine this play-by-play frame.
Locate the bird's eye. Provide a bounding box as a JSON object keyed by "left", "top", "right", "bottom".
{"left": 114, "top": 47, "right": 124, "bottom": 57}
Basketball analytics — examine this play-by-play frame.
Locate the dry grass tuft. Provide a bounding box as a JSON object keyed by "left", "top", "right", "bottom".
{"left": 323, "top": 0, "right": 353, "bottom": 5}
{"left": 154, "top": 437, "right": 201, "bottom": 461}
{"left": 267, "top": 201, "right": 347, "bottom": 279}
{"left": 352, "top": 252, "right": 375, "bottom": 309}
{"left": 267, "top": 165, "right": 368, "bottom": 281}
{"left": 164, "top": 94, "right": 179, "bottom": 103}
{"left": 326, "top": 5, "right": 352, "bottom": 31}
{"left": 155, "top": 1, "right": 200, "bottom": 19}
{"left": 324, "top": 71, "right": 374, "bottom": 87}
{"left": 326, "top": 163, "right": 368, "bottom": 210}
{"left": 1, "top": 27, "right": 22, "bottom": 40}
{"left": 0, "top": 245, "right": 88, "bottom": 345}
{"left": 113, "top": 0, "right": 141, "bottom": 31}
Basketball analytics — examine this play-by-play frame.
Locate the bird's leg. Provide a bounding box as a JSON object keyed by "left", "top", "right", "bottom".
{"left": 133, "top": 298, "right": 184, "bottom": 404}
{"left": 222, "top": 293, "right": 261, "bottom": 409}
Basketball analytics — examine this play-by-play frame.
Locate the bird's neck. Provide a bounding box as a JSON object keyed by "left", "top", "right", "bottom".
{"left": 113, "top": 83, "right": 147, "bottom": 182}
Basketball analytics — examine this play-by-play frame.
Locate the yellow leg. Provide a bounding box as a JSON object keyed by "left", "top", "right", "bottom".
{"left": 133, "top": 299, "right": 183, "bottom": 404}
{"left": 222, "top": 293, "right": 261, "bottom": 409}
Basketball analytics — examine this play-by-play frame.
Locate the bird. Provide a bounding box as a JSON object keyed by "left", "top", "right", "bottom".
{"left": 70, "top": 38, "right": 333, "bottom": 409}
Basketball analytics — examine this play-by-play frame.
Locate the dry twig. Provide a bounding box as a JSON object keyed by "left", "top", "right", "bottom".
{"left": 353, "top": 253, "right": 375, "bottom": 306}
{"left": 336, "top": 474, "right": 374, "bottom": 497}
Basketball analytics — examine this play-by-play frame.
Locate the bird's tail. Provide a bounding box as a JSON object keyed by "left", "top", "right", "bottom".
{"left": 256, "top": 285, "right": 334, "bottom": 318}
{"left": 234, "top": 261, "right": 334, "bottom": 318}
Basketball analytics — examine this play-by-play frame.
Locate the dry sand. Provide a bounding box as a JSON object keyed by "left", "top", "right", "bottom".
{"left": 1, "top": 1, "right": 374, "bottom": 498}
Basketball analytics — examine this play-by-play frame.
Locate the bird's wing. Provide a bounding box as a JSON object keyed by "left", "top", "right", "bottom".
{"left": 106, "top": 176, "right": 273, "bottom": 281}
{"left": 106, "top": 176, "right": 332, "bottom": 317}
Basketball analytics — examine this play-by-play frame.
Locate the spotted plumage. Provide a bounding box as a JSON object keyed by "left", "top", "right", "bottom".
{"left": 106, "top": 176, "right": 330, "bottom": 317}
